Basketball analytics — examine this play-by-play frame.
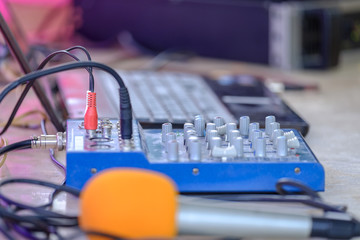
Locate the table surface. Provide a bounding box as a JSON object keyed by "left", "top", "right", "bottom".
{"left": 1, "top": 48, "right": 360, "bottom": 239}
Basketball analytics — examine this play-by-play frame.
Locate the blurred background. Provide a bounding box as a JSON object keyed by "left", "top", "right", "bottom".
{"left": 2, "top": 0, "right": 360, "bottom": 70}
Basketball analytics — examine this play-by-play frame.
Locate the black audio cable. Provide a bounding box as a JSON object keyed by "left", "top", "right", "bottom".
{"left": 0, "top": 61, "right": 132, "bottom": 140}
{"left": 0, "top": 139, "right": 31, "bottom": 157}
{"left": 0, "top": 49, "right": 94, "bottom": 136}
{"left": 0, "top": 178, "right": 80, "bottom": 240}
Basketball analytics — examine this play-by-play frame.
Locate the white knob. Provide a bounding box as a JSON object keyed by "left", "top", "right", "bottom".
{"left": 212, "top": 146, "right": 237, "bottom": 158}
{"left": 287, "top": 137, "right": 300, "bottom": 149}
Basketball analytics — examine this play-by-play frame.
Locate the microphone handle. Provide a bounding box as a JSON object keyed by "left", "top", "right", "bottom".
{"left": 177, "top": 197, "right": 360, "bottom": 239}
{"left": 178, "top": 199, "right": 311, "bottom": 238}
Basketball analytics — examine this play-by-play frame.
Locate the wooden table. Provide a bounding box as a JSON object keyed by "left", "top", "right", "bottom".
{"left": 1, "top": 49, "right": 360, "bottom": 239}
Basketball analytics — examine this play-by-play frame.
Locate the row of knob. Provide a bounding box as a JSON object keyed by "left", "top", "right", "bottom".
{"left": 161, "top": 115, "right": 299, "bottom": 161}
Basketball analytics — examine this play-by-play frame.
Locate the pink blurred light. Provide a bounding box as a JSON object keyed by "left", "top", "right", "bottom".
{"left": 2, "top": 0, "right": 76, "bottom": 44}
{"left": 6, "top": 0, "right": 71, "bottom": 6}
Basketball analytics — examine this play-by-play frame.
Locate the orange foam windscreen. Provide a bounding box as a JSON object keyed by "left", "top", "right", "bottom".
{"left": 79, "top": 168, "right": 178, "bottom": 240}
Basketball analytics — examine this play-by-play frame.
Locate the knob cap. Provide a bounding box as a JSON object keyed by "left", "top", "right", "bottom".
{"left": 205, "top": 123, "right": 216, "bottom": 141}
{"left": 183, "top": 123, "right": 194, "bottom": 133}
{"left": 162, "top": 123, "right": 172, "bottom": 142}
{"left": 194, "top": 115, "right": 205, "bottom": 137}
{"left": 209, "top": 136, "right": 222, "bottom": 151}
{"left": 213, "top": 116, "right": 225, "bottom": 127}
{"left": 265, "top": 116, "right": 276, "bottom": 136}
{"left": 167, "top": 140, "right": 179, "bottom": 161}
{"left": 226, "top": 123, "right": 237, "bottom": 141}
{"left": 165, "top": 132, "right": 176, "bottom": 152}
{"left": 248, "top": 122, "right": 260, "bottom": 142}
{"left": 233, "top": 137, "right": 244, "bottom": 157}
{"left": 255, "top": 137, "right": 266, "bottom": 157}
{"left": 206, "top": 129, "right": 219, "bottom": 146}
{"left": 189, "top": 139, "right": 202, "bottom": 161}
{"left": 277, "top": 136, "right": 288, "bottom": 157}
{"left": 239, "top": 116, "right": 250, "bottom": 137}
{"left": 272, "top": 129, "right": 284, "bottom": 148}
{"left": 270, "top": 122, "right": 280, "bottom": 141}
{"left": 251, "top": 130, "right": 262, "bottom": 149}
{"left": 229, "top": 130, "right": 240, "bottom": 146}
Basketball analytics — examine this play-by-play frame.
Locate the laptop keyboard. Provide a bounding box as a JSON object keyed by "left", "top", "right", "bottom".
{"left": 100, "top": 70, "right": 236, "bottom": 124}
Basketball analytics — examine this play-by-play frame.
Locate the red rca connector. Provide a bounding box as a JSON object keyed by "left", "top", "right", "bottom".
{"left": 84, "top": 91, "right": 98, "bottom": 130}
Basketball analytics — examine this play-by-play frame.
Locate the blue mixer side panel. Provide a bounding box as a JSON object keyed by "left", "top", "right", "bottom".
{"left": 66, "top": 152, "right": 324, "bottom": 192}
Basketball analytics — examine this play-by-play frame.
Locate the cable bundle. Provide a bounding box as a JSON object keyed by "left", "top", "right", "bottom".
{"left": 0, "top": 179, "right": 80, "bottom": 240}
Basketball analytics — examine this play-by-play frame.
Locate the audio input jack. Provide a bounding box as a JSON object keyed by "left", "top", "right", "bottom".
{"left": 31, "top": 132, "right": 66, "bottom": 151}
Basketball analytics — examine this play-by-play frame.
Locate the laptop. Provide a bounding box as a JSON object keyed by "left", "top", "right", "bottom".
{"left": 57, "top": 68, "right": 309, "bottom": 136}
{"left": 0, "top": 10, "right": 66, "bottom": 132}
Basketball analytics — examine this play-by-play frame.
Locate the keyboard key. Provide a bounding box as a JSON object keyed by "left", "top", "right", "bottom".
{"left": 97, "top": 70, "right": 235, "bottom": 125}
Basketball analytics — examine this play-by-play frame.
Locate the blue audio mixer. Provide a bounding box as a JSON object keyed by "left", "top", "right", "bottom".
{"left": 66, "top": 116, "right": 324, "bottom": 192}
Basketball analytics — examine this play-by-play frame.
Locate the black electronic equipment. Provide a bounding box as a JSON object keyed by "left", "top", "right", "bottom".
{"left": 75, "top": 0, "right": 360, "bottom": 69}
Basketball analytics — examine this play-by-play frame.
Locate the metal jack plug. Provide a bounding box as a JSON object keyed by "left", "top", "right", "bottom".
{"left": 31, "top": 132, "right": 66, "bottom": 151}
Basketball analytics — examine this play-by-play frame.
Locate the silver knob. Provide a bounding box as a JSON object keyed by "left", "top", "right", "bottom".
{"left": 233, "top": 137, "right": 243, "bottom": 157}
{"left": 206, "top": 122, "right": 216, "bottom": 131}
{"left": 189, "top": 139, "right": 202, "bottom": 161}
{"left": 209, "top": 136, "right": 222, "bottom": 151}
{"left": 165, "top": 132, "right": 176, "bottom": 152}
{"left": 255, "top": 137, "right": 266, "bottom": 157}
{"left": 186, "top": 135, "right": 198, "bottom": 149}
{"left": 226, "top": 123, "right": 237, "bottom": 141}
{"left": 265, "top": 116, "right": 276, "bottom": 136}
{"left": 205, "top": 123, "right": 216, "bottom": 141}
{"left": 184, "top": 123, "right": 194, "bottom": 133}
{"left": 248, "top": 122, "right": 260, "bottom": 142}
{"left": 185, "top": 129, "right": 196, "bottom": 142}
{"left": 213, "top": 116, "right": 225, "bottom": 127}
{"left": 167, "top": 140, "right": 179, "bottom": 161}
{"left": 239, "top": 116, "right": 250, "bottom": 137}
{"left": 229, "top": 130, "right": 241, "bottom": 146}
{"left": 270, "top": 122, "right": 280, "bottom": 141}
{"left": 277, "top": 136, "right": 288, "bottom": 157}
{"left": 194, "top": 115, "right": 205, "bottom": 137}
{"left": 162, "top": 123, "right": 172, "bottom": 142}
{"left": 272, "top": 129, "right": 284, "bottom": 148}
{"left": 251, "top": 130, "right": 262, "bottom": 149}
{"left": 206, "top": 129, "right": 219, "bottom": 147}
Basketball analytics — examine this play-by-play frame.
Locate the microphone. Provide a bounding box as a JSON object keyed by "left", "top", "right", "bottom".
{"left": 79, "top": 168, "right": 360, "bottom": 240}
